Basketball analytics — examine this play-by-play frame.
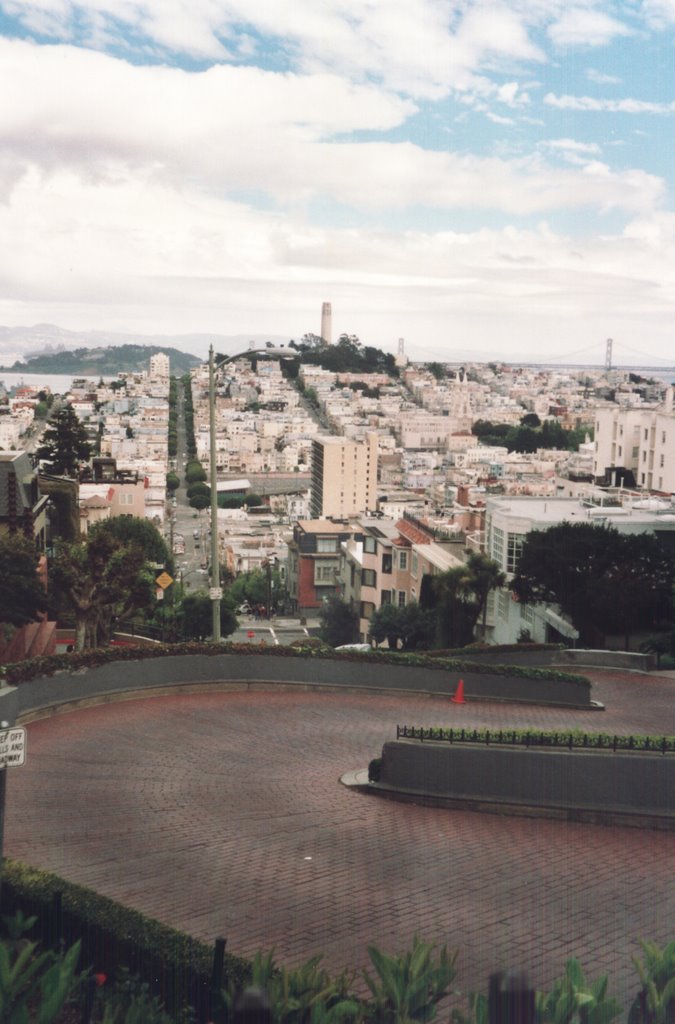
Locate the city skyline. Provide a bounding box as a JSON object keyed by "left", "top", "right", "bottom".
{"left": 1, "top": 2, "right": 675, "bottom": 363}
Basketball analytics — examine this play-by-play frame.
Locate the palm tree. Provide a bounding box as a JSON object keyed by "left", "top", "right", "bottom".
{"left": 466, "top": 551, "right": 507, "bottom": 641}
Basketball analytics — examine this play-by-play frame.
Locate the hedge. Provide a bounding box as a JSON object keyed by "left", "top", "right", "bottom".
{"left": 1, "top": 641, "right": 591, "bottom": 688}
{"left": 1, "top": 859, "right": 251, "bottom": 1019}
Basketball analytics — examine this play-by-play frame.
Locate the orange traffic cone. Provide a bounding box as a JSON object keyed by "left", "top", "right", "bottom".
{"left": 451, "top": 679, "right": 465, "bottom": 704}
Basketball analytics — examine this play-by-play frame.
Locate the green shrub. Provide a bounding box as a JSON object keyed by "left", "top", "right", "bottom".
{"left": 1, "top": 641, "right": 591, "bottom": 689}
{"left": 394, "top": 725, "right": 675, "bottom": 753}
{"left": 1, "top": 860, "right": 251, "bottom": 1017}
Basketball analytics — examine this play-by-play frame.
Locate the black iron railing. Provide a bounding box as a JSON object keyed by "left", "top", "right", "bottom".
{"left": 396, "top": 725, "right": 675, "bottom": 754}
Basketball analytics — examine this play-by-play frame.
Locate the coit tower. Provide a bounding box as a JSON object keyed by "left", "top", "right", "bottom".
{"left": 320, "top": 302, "right": 332, "bottom": 345}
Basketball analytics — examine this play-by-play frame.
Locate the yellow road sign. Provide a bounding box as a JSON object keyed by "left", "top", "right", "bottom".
{"left": 155, "top": 571, "right": 174, "bottom": 590}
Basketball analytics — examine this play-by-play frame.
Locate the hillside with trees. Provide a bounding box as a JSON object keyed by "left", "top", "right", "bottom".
{"left": 0, "top": 343, "right": 200, "bottom": 375}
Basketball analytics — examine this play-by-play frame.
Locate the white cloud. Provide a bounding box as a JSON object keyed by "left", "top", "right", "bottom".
{"left": 544, "top": 93, "right": 675, "bottom": 114}
{"left": 486, "top": 111, "right": 516, "bottom": 125}
{"left": 0, "top": 40, "right": 662, "bottom": 218}
{"left": 641, "top": 0, "right": 675, "bottom": 28}
{"left": 547, "top": 8, "right": 632, "bottom": 48}
{"left": 545, "top": 138, "right": 600, "bottom": 153}
{"left": 1, "top": 168, "right": 674, "bottom": 359}
{"left": 0, "top": 0, "right": 552, "bottom": 100}
{"left": 586, "top": 67, "right": 621, "bottom": 85}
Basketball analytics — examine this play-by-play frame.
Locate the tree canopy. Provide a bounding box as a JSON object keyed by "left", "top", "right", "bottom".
{"left": 0, "top": 533, "right": 48, "bottom": 627}
{"left": 96, "top": 516, "right": 172, "bottom": 572}
{"left": 50, "top": 526, "right": 157, "bottom": 649}
{"left": 37, "top": 405, "right": 91, "bottom": 476}
{"left": 471, "top": 418, "right": 591, "bottom": 453}
{"left": 511, "top": 522, "right": 675, "bottom": 648}
{"left": 288, "top": 334, "right": 398, "bottom": 377}
{"left": 428, "top": 552, "right": 506, "bottom": 648}
{"left": 180, "top": 592, "right": 237, "bottom": 641}
{"left": 368, "top": 601, "right": 434, "bottom": 650}
{"left": 318, "top": 596, "right": 360, "bottom": 647}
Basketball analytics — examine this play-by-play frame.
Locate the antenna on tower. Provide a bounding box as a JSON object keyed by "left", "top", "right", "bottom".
{"left": 605, "top": 338, "right": 613, "bottom": 371}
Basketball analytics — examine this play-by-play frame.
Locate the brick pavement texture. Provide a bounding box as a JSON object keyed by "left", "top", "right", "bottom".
{"left": 6, "top": 669, "right": 675, "bottom": 1008}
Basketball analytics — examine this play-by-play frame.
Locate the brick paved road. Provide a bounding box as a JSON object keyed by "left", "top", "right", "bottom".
{"left": 6, "top": 670, "right": 675, "bottom": 1007}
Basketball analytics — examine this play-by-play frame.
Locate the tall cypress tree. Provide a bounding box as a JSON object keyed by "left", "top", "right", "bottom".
{"left": 37, "top": 406, "right": 91, "bottom": 476}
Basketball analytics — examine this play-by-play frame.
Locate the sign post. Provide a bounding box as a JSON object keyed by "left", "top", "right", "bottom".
{"left": 0, "top": 722, "right": 27, "bottom": 911}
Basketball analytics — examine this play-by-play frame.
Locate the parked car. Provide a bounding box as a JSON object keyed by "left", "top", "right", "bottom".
{"left": 334, "top": 643, "right": 372, "bottom": 652}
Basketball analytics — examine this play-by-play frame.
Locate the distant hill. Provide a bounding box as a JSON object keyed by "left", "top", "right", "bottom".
{"left": 0, "top": 343, "right": 201, "bottom": 376}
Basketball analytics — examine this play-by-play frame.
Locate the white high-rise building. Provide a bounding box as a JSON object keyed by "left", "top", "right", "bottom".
{"left": 593, "top": 387, "right": 675, "bottom": 493}
{"left": 149, "top": 352, "right": 170, "bottom": 381}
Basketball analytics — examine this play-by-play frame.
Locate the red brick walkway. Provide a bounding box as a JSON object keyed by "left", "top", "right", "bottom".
{"left": 6, "top": 670, "right": 675, "bottom": 1007}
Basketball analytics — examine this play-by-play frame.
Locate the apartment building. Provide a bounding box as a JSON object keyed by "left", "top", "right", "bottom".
{"left": 310, "top": 433, "right": 378, "bottom": 518}
{"left": 148, "top": 352, "right": 170, "bottom": 381}
{"left": 593, "top": 388, "right": 675, "bottom": 493}
{"left": 286, "top": 520, "right": 355, "bottom": 617}
{"left": 339, "top": 514, "right": 467, "bottom": 641}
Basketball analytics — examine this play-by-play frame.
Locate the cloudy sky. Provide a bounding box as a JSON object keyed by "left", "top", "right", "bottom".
{"left": 1, "top": 0, "right": 675, "bottom": 363}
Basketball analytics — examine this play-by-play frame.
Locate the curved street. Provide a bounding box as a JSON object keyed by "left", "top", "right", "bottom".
{"left": 6, "top": 669, "right": 674, "bottom": 1007}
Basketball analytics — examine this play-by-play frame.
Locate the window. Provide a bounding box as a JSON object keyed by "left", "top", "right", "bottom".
{"left": 507, "top": 534, "right": 523, "bottom": 574}
{"left": 491, "top": 526, "right": 504, "bottom": 566}
{"left": 363, "top": 536, "right": 376, "bottom": 553}
{"left": 350, "top": 564, "right": 355, "bottom": 586}
{"left": 398, "top": 551, "right": 408, "bottom": 570}
{"left": 521, "top": 604, "right": 534, "bottom": 625}
{"left": 498, "top": 591, "right": 510, "bottom": 618}
{"left": 314, "top": 560, "right": 338, "bottom": 583}
{"left": 360, "top": 601, "right": 375, "bottom": 620}
{"left": 119, "top": 492, "right": 134, "bottom": 506}
{"left": 362, "top": 568, "right": 377, "bottom": 588}
{"left": 398, "top": 591, "right": 406, "bottom": 607}
{"left": 381, "top": 590, "right": 391, "bottom": 605}
{"left": 382, "top": 552, "right": 392, "bottom": 574}
{"left": 317, "top": 537, "right": 338, "bottom": 553}
{"left": 642, "top": 451, "right": 647, "bottom": 462}
{"left": 644, "top": 428, "right": 649, "bottom": 440}
{"left": 660, "top": 454, "right": 665, "bottom": 467}
{"left": 663, "top": 431, "right": 667, "bottom": 444}
{"left": 411, "top": 553, "right": 418, "bottom": 577}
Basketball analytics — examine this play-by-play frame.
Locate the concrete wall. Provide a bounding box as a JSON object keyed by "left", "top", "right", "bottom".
{"left": 377, "top": 740, "right": 673, "bottom": 824}
{"left": 0, "top": 651, "right": 594, "bottom": 725}
{"left": 556, "top": 649, "right": 654, "bottom": 671}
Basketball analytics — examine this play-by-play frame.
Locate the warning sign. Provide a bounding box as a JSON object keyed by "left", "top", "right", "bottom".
{"left": 155, "top": 572, "right": 174, "bottom": 590}
{"left": 0, "top": 727, "right": 26, "bottom": 769}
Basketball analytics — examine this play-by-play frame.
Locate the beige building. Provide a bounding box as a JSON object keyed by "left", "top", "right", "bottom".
{"left": 149, "top": 352, "right": 170, "bottom": 381}
{"left": 310, "top": 433, "right": 378, "bottom": 518}
{"left": 593, "top": 388, "right": 675, "bottom": 493}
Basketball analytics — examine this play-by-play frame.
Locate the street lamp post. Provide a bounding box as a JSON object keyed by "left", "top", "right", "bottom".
{"left": 208, "top": 344, "right": 295, "bottom": 641}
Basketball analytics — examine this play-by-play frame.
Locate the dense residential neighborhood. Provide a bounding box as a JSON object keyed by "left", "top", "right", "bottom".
{"left": 0, "top": 341, "right": 674, "bottom": 659}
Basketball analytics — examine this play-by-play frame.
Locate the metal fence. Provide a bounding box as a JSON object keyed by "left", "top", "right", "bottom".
{"left": 396, "top": 724, "right": 675, "bottom": 754}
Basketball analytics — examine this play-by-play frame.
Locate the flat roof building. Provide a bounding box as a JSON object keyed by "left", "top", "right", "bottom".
{"left": 310, "top": 433, "right": 378, "bottom": 519}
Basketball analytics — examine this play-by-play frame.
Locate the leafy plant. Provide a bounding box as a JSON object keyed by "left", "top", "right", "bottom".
{"left": 536, "top": 958, "right": 621, "bottom": 1024}
{"left": 362, "top": 936, "right": 457, "bottom": 1023}
{"left": 450, "top": 990, "right": 488, "bottom": 1024}
{"left": 0, "top": 929, "right": 82, "bottom": 1023}
{"left": 629, "top": 941, "right": 675, "bottom": 1024}
{"left": 222, "top": 950, "right": 359, "bottom": 1024}
{"left": 93, "top": 967, "right": 177, "bottom": 1023}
